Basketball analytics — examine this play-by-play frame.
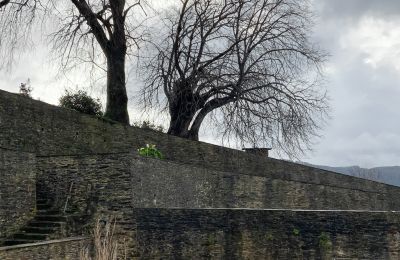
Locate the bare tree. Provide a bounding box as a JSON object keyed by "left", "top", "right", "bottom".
{"left": 0, "top": 0, "right": 10, "bottom": 9}
{"left": 0, "top": 0, "right": 148, "bottom": 124}
{"left": 142, "top": 0, "right": 329, "bottom": 157}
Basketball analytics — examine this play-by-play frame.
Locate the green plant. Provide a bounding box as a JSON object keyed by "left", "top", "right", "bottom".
{"left": 206, "top": 233, "right": 217, "bottom": 246}
{"left": 133, "top": 120, "right": 165, "bottom": 133}
{"left": 265, "top": 232, "right": 274, "bottom": 241}
{"left": 318, "top": 232, "right": 332, "bottom": 251}
{"left": 60, "top": 89, "right": 103, "bottom": 117}
{"left": 138, "top": 144, "right": 163, "bottom": 159}
{"left": 19, "top": 79, "right": 32, "bottom": 98}
{"left": 292, "top": 228, "right": 300, "bottom": 236}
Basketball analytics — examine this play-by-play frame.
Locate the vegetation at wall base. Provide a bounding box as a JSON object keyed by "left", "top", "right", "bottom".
{"left": 80, "top": 217, "right": 126, "bottom": 260}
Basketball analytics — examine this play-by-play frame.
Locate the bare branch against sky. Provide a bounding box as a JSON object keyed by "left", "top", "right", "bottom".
{"left": 141, "top": 0, "right": 329, "bottom": 158}
{"left": 0, "top": 0, "right": 151, "bottom": 124}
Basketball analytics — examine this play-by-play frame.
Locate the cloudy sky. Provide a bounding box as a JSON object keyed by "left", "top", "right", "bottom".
{"left": 1, "top": 1, "right": 400, "bottom": 168}
{"left": 306, "top": 0, "right": 400, "bottom": 168}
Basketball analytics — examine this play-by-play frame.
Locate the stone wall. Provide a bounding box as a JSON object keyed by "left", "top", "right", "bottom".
{"left": 1, "top": 89, "right": 398, "bottom": 198}
{"left": 0, "top": 237, "right": 87, "bottom": 260}
{"left": 128, "top": 208, "right": 400, "bottom": 259}
{"left": 36, "top": 153, "right": 400, "bottom": 216}
{"left": 0, "top": 148, "right": 36, "bottom": 242}
{"left": 3, "top": 89, "right": 400, "bottom": 258}
{"left": 1, "top": 209, "right": 400, "bottom": 259}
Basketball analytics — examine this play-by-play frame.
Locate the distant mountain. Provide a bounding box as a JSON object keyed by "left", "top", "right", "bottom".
{"left": 305, "top": 163, "right": 400, "bottom": 187}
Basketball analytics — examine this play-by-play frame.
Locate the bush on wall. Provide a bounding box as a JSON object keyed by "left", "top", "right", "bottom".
{"left": 133, "top": 120, "right": 165, "bottom": 133}
{"left": 59, "top": 90, "right": 103, "bottom": 117}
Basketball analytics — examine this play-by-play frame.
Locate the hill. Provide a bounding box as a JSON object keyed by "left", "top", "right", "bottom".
{"left": 308, "top": 164, "right": 400, "bottom": 187}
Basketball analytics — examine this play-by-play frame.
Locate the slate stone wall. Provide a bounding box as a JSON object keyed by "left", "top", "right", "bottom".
{"left": 0, "top": 148, "right": 36, "bottom": 242}
{"left": 1, "top": 209, "right": 400, "bottom": 259}
{"left": 1, "top": 89, "right": 400, "bottom": 211}
{"left": 36, "top": 153, "right": 400, "bottom": 217}
{"left": 3, "top": 89, "right": 400, "bottom": 258}
{"left": 0, "top": 238, "right": 87, "bottom": 260}
{"left": 128, "top": 208, "right": 400, "bottom": 259}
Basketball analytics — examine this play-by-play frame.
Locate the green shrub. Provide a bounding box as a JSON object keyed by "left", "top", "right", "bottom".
{"left": 19, "top": 79, "right": 32, "bottom": 98}
{"left": 138, "top": 144, "right": 163, "bottom": 159}
{"left": 59, "top": 90, "right": 103, "bottom": 117}
{"left": 318, "top": 232, "right": 332, "bottom": 250}
{"left": 133, "top": 120, "right": 165, "bottom": 133}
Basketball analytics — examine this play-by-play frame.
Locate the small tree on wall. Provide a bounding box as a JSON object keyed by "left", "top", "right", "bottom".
{"left": 142, "top": 0, "right": 329, "bottom": 157}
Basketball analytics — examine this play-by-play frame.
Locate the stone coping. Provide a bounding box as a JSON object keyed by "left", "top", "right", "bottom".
{"left": 0, "top": 237, "right": 87, "bottom": 251}
{"left": 136, "top": 207, "right": 400, "bottom": 213}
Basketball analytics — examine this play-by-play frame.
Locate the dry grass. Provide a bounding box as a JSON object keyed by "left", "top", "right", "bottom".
{"left": 80, "top": 217, "right": 125, "bottom": 260}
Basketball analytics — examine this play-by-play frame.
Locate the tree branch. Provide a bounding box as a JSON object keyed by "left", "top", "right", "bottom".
{"left": 70, "top": 0, "right": 109, "bottom": 52}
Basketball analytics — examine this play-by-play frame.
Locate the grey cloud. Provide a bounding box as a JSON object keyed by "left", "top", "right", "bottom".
{"left": 314, "top": 0, "right": 400, "bottom": 20}
{"left": 306, "top": 46, "right": 400, "bottom": 167}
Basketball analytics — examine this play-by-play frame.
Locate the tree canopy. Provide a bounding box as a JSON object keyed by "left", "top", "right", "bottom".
{"left": 142, "top": 0, "right": 329, "bottom": 157}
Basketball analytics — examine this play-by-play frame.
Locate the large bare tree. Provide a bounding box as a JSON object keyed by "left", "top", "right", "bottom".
{"left": 143, "top": 0, "right": 328, "bottom": 157}
{"left": 0, "top": 0, "right": 147, "bottom": 124}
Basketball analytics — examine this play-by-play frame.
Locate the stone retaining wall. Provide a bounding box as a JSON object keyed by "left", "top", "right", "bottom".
{"left": 0, "top": 148, "right": 35, "bottom": 242}
{"left": 128, "top": 208, "right": 400, "bottom": 259}
{"left": 0, "top": 237, "right": 87, "bottom": 260}
{"left": 1, "top": 89, "right": 398, "bottom": 198}
{"left": 3, "top": 89, "right": 400, "bottom": 258}
{"left": 1, "top": 209, "right": 400, "bottom": 259}
{"left": 36, "top": 153, "right": 400, "bottom": 215}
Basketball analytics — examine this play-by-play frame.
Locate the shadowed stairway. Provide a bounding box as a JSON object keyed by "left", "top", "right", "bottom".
{"left": 1, "top": 186, "right": 67, "bottom": 246}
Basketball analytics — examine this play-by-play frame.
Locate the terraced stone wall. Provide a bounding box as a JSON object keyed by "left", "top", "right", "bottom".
{"left": 128, "top": 208, "right": 400, "bottom": 259}
{"left": 2, "top": 89, "right": 400, "bottom": 212}
{"left": 36, "top": 153, "right": 400, "bottom": 219}
{"left": 0, "top": 148, "right": 36, "bottom": 242}
{"left": 3, "top": 89, "right": 400, "bottom": 258}
{"left": 0, "top": 238, "right": 87, "bottom": 260}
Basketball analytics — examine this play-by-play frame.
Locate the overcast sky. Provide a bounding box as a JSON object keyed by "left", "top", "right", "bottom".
{"left": 1, "top": 1, "right": 400, "bottom": 168}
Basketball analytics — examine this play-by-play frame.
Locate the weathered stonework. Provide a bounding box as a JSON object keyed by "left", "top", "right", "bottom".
{"left": 0, "top": 238, "right": 87, "bottom": 260}
{"left": 2, "top": 209, "right": 400, "bottom": 259}
{"left": 36, "top": 153, "right": 400, "bottom": 215}
{"left": 3, "top": 89, "right": 400, "bottom": 258}
{"left": 0, "top": 89, "right": 397, "bottom": 197}
{"left": 0, "top": 148, "right": 36, "bottom": 242}
{"left": 127, "top": 208, "right": 400, "bottom": 259}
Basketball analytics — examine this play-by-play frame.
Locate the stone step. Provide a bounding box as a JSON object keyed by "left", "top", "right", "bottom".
{"left": 2, "top": 239, "right": 38, "bottom": 246}
{"left": 21, "top": 226, "right": 57, "bottom": 234}
{"left": 13, "top": 233, "right": 47, "bottom": 240}
{"left": 28, "top": 221, "right": 65, "bottom": 228}
{"left": 36, "top": 203, "right": 52, "bottom": 210}
{"left": 35, "top": 215, "right": 66, "bottom": 222}
{"left": 36, "top": 196, "right": 51, "bottom": 201}
{"left": 37, "top": 209, "right": 62, "bottom": 215}
{"left": 36, "top": 199, "right": 49, "bottom": 204}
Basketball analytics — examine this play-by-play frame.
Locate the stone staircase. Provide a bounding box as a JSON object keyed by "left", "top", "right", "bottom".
{"left": 1, "top": 191, "right": 67, "bottom": 246}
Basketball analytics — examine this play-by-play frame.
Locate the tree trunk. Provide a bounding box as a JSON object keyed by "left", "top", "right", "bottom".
{"left": 104, "top": 48, "right": 130, "bottom": 124}
{"left": 167, "top": 105, "right": 207, "bottom": 141}
{"left": 167, "top": 83, "right": 199, "bottom": 140}
{"left": 167, "top": 109, "right": 196, "bottom": 139}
